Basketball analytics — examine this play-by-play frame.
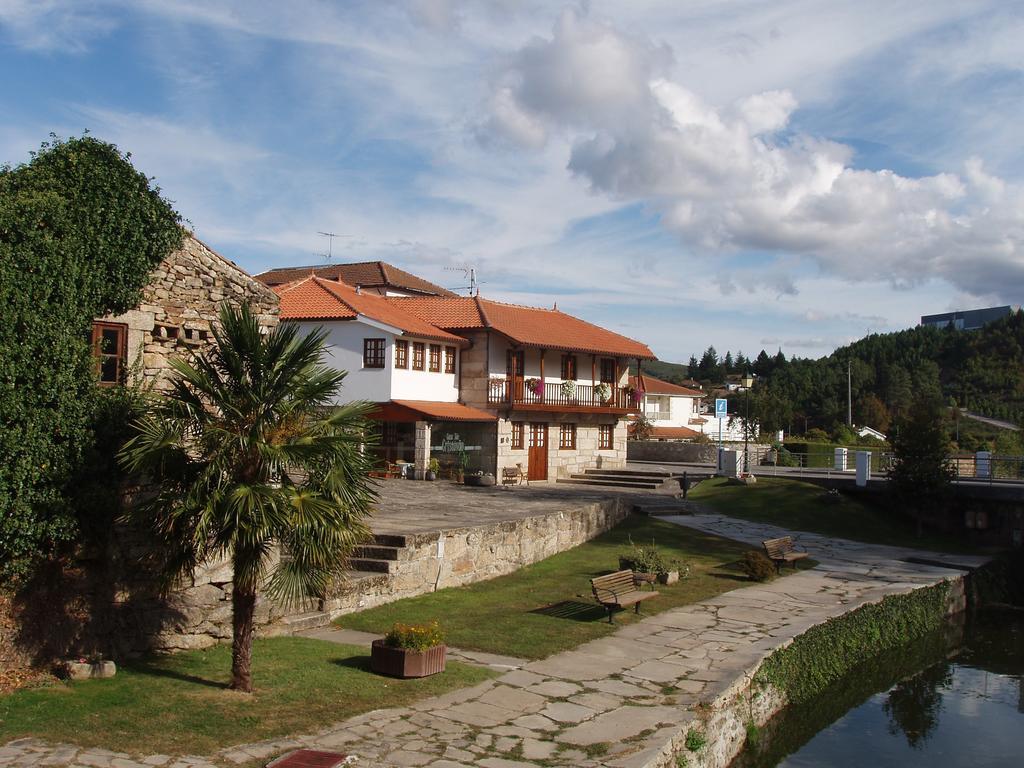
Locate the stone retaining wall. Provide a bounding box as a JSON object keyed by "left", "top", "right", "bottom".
{"left": 321, "top": 497, "right": 631, "bottom": 616}
{"left": 670, "top": 576, "right": 968, "bottom": 768}
{"left": 627, "top": 440, "right": 717, "bottom": 464}
{"left": 8, "top": 496, "right": 632, "bottom": 661}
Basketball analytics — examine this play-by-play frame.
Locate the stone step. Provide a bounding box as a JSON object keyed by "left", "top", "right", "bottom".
{"left": 372, "top": 533, "right": 409, "bottom": 548}
{"left": 348, "top": 557, "right": 398, "bottom": 574}
{"left": 556, "top": 477, "right": 662, "bottom": 489}
{"left": 352, "top": 544, "right": 402, "bottom": 561}
{"left": 582, "top": 469, "right": 678, "bottom": 479}
{"left": 281, "top": 611, "right": 332, "bottom": 632}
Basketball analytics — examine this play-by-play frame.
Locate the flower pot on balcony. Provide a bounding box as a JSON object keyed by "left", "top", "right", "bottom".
{"left": 370, "top": 639, "right": 447, "bottom": 678}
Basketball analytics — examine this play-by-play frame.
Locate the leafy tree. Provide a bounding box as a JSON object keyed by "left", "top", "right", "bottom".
{"left": 857, "top": 394, "right": 891, "bottom": 433}
{"left": 0, "top": 135, "right": 182, "bottom": 584}
{"left": 889, "top": 397, "right": 954, "bottom": 535}
{"left": 119, "top": 304, "right": 376, "bottom": 692}
{"left": 629, "top": 413, "right": 654, "bottom": 441}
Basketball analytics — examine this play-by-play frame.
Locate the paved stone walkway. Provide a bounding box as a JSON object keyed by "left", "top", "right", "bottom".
{"left": 1, "top": 512, "right": 987, "bottom": 768}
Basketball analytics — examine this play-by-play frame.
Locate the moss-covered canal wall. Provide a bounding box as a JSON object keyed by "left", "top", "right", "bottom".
{"left": 665, "top": 576, "right": 968, "bottom": 768}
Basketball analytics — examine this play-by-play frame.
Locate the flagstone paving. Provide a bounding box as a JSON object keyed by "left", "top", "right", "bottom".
{"left": 1, "top": 509, "right": 988, "bottom": 768}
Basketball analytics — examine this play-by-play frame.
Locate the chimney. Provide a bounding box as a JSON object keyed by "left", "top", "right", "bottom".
{"left": 355, "top": 284, "right": 361, "bottom": 294}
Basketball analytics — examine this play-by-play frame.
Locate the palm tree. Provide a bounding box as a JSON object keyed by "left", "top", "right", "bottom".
{"left": 119, "top": 303, "right": 376, "bottom": 692}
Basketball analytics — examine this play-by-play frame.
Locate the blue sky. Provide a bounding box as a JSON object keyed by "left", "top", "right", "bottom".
{"left": 2, "top": 1, "right": 1022, "bottom": 363}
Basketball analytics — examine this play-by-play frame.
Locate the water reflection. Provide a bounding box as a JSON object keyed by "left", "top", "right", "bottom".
{"left": 732, "top": 610, "right": 1023, "bottom": 768}
{"left": 882, "top": 662, "right": 951, "bottom": 748}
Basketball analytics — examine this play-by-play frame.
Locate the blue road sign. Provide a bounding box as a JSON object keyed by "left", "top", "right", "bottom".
{"left": 715, "top": 398, "right": 728, "bottom": 418}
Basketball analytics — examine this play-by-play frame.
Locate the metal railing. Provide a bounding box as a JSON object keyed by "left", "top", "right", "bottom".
{"left": 644, "top": 409, "right": 671, "bottom": 421}
{"left": 487, "top": 378, "right": 637, "bottom": 411}
{"left": 753, "top": 449, "right": 1024, "bottom": 485}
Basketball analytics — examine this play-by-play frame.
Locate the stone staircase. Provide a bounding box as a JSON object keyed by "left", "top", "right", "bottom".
{"left": 276, "top": 533, "right": 411, "bottom": 633}
{"left": 348, "top": 533, "right": 408, "bottom": 574}
{"left": 555, "top": 468, "right": 682, "bottom": 491}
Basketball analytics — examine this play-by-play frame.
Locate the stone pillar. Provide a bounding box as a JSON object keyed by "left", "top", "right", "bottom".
{"left": 856, "top": 451, "right": 872, "bottom": 487}
{"left": 976, "top": 451, "right": 991, "bottom": 479}
{"left": 414, "top": 421, "right": 431, "bottom": 480}
{"left": 834, "top": 447, "right": 848, "bottom": 471}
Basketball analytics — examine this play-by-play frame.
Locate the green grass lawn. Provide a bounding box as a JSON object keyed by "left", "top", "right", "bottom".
{"left": 0, "top": 637, "right": 493, "bottom": 756}
{"left": 339, "top": 515, "right": 799, "bottom": 659}
{"left": 688, "top": 476, "right": 986, "bottom": 554}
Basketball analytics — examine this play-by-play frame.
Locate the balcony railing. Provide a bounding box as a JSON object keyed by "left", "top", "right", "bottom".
{"left": 487, "top": 378, "right": 638, "bottom": 411}
{"left": 644, "top": 409, "right": 671, "bottom": 422}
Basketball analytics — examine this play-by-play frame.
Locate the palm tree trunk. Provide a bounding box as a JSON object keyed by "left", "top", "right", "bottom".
{"left": 230, "top": 581, "right": 258, "bottom": 692}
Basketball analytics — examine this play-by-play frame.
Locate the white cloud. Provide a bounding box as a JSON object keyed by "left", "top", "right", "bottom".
{"left": 479, "top": 6, "right": 1024, "bottom": 302}
{"left": 0, "top": 0, "right": 117, "bottom": 52}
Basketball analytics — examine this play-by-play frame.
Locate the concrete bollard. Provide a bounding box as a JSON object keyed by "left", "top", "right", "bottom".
{"left": 856, "top": 451, "right": 872, "bottom": 486}
{"left": 719, "top": 449, "right": 741, "bottom": 478}
{"left": 834, "top": 447, "right": 848, "bottom": 472}
{"left": 976, "top": 451, "right": 991, "bottom": 479}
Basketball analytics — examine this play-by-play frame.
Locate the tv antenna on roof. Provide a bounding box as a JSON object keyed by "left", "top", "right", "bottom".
{"left": 444, "top": 265, "right": 480, "bottom": 296}
{"left": 317, "top": 231, "right": 351, "bottom": 262}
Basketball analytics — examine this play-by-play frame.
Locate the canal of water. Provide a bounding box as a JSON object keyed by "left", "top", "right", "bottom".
{"left": 732, "top": 609, "right": 1023, "bottom": 768}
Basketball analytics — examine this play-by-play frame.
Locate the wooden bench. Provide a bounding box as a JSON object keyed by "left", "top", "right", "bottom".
{"left": 590, "top": 570, "right": 659, "bottom": 624}
{"left": 762, "top": 536, "right": 809, "bottom": 573}
{"left": 502, "top": 465, "right": 526, "bottom": 486}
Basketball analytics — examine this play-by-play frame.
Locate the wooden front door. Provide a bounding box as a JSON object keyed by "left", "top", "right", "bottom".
{"left": 528, "top": 423, "right": 548, "bottom": 481}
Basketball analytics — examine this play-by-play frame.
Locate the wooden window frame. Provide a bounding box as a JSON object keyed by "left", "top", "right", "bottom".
{"left": 598, "top": 424, "right": 613, "bottom": 450}
{"left": 511, "top": 421, "right": 524, "bottom": 450}
{"left": 92, "top": 321, "right": 127, "bottom": 386}
{"left": 600, "top": 357, "right": 616, "bottom": 384}
{"left": 429, "top": 344, "right": 442, "bottom": 373}
{"left": 395, "top": 339, "right": 408, "bottom": 369}
{"left": 559, "top": 423, "right": 577, "bottom": 450}
{"left": 507, "top": 348, "right": 524, "bottom": 378}
{"left": 561, "top": 354, "right": 577, "bottom": 381}
{"left": 363, "top": 338, "right": 386, "bottom": 369}
{"left": 412, "top": 342, "right": 425, "bottom": 371}
{"left": 444, "top": 346, "right": 456, "bottom": 374}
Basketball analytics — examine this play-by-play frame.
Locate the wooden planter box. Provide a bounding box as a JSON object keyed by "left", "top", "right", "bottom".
{"left": 370, "top": 640, "right": 446, "bottom": 679}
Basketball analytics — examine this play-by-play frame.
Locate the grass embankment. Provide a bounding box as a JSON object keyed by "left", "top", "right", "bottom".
{"left": 340, "top": 515, "right": 810, "bottom": 659}
{"left": 0, "top": 637, "right": 494, "bottom": 756}
{"left": 689, "top": 476, "right": 983, "bottom": 554}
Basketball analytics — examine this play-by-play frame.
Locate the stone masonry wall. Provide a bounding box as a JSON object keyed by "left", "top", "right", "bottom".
{"left": 100, "top": 234, "right": 279, "bottom": 391}
{"left": 496, "top": 415, "right": 627, "bottom": 481}
{"left": 627, "top": 440, "right": 718, "bottom": 464}
{"left": 321, "top": 496, "right": 631, "bottom": 616}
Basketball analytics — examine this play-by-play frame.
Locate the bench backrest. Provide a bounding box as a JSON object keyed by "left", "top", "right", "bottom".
{"left": 763, "top": 537, "right": 795, "bottom": 559}
{"left": 591, "top": 570, "right": 639, "bottom": 601}
{"left": 502, "top": 467, "right": 519, "bottom": 478}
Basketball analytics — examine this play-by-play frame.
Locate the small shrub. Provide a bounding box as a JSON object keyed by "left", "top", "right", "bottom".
{"left": 383, "top": 621, "right": 445, "bottom": 651}
{"left": 676, "top": 754, "right": 689, "bottom": 767}
{"left": 685, "top": 728, "right": 706, "bottom": 752}
{"left": 619, "top": 538, "right": 667, "bottom": 574}
{"left": 742, "top": 551, "right": 775, "bottom": 582}
{"left": 745, "top": 720, "right": 760, "bottom": 746}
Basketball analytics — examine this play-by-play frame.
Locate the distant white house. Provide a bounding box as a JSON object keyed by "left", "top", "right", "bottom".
{"left": 856, "top": 425, "right": 887, "bottom": 441}
{"left": 630, "top": 374, "right": 704, "bottom": 440}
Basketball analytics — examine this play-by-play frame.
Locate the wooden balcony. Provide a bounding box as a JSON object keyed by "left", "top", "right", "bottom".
{"left": 487, "top": 378, "right": 639, "bottom": 414}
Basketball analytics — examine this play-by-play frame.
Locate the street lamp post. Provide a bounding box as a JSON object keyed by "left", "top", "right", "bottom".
{"left": 742, "top": 373, "right": 754, "bottom": 474}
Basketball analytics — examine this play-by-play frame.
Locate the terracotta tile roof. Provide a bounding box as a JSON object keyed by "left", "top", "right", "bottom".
{"left": 371, "top": 400, "right": 497, "bottom": 422}
{"left": 275, "top": 276, "right": 465, "bottom": 344}
{"left": 255, "top": 262, "right": 456, "bottom": 296}
{"left": 649, "top": 426, "right": 701, "bottom": 440}
{"left": 630, "top": 374, "right": 704, "bottom": 397}
{"left": 393, "top": 296, "right": 655, "bottom": 359}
